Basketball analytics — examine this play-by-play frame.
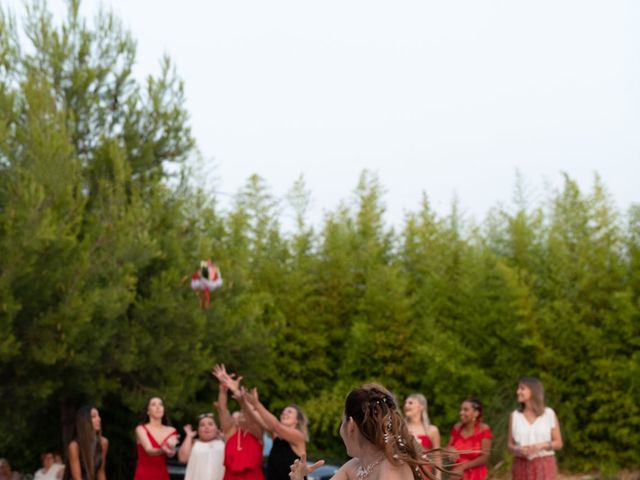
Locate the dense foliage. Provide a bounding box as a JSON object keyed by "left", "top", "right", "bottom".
{"left": 1, "top": 1, "right": 638, "bottom": 477}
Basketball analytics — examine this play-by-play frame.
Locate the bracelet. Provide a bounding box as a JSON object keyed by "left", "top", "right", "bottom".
{"left": 547, "top": 441, "right": 553, "bottom": 450}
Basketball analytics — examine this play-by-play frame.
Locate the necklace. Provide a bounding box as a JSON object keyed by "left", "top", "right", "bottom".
{"left": 236, "top": 429, "right": 248, "bottom": 451}
{"left": 356, "top": 456, "right": 384, "bottom": 480}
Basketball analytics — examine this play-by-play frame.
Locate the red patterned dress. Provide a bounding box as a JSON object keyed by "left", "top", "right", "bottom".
{"left": 447, "top": 424, "right": 492, "bottom": 480}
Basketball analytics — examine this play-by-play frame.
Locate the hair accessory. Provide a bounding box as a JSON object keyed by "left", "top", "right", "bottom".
{"left": 383, "top": 413, "right": 393, "bottom": 444}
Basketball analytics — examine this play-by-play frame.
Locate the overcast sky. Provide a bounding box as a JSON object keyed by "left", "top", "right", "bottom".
{"left": 5, "top": 0, "right": 640, "bottom": 228}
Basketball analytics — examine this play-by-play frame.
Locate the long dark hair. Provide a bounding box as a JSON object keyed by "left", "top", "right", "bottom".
{"left": 66, "top": 405, "right": 101, "bottom": 480}
{"left": 344, "top": 384, "right": 432, "bottom": 480}
{"left": 141, "top": 396, "right": 171, "bottom": 425}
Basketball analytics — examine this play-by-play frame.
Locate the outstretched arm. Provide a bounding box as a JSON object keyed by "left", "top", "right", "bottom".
{"left": 212, "top": 364, "right": 243, "bottom": 397}
{"left": 244, "top": 388, "right": 305, "bottom": 447}
{"left": 236, "top": 389, "right": 267, "bottom": 439}
{"left": 135, "top": 426, "right": 167, "bottom": 456}
{"left": 214, "top": 383, "right": 235, "bottom": 437}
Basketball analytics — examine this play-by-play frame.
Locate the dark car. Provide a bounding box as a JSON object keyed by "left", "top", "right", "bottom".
{"left": 306, "top": 463, "right": 340, "bottom": 480}
{"left": 167, "top": 457, "right": 186, "bottom": 480}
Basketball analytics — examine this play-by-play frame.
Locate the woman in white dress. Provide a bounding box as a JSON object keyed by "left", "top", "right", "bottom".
{"left": 508, "top": 377, "right": 563, "bottom": 480}
{"left": 178, "top": 413, "right": 225, "bottom": 480}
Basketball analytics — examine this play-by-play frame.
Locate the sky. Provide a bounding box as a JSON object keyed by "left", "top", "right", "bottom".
{"left": 4, "top": 0, "right": 640, "bottom": 229}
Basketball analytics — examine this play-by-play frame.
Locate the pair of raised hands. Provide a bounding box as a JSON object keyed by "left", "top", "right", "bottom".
{"left": 211, "top": 363, "right": 259, "bottom": 405}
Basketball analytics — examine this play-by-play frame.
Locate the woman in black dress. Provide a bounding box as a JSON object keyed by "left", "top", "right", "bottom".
{"left": 243, "top": 389, "right": 307, "bottom": 480}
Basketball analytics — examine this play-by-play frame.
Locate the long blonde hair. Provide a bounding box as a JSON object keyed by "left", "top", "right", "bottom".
{"left": 287, "top": 404, "right": 309, "bottom": 442}
{"left": 407, "top": 393, "right": 431, "bottom": 433}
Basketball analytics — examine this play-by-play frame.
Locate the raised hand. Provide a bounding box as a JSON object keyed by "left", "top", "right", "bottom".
{"left": 184, "top": 424, "right": 196, "bottom": 439}
{"left": 244, "top": 387, "right": 259, "bottom": 406}
{"left": 211, "top": 364, "right": 243, "bottom": 393}
{"left": 289, "top": 454, "right": 324, "bottom": 480}
{"left": 226, "top": 372, "right": 243, "bottom": 394}
{"left": 211, "top": 364, "right": 229, "bottom": 383}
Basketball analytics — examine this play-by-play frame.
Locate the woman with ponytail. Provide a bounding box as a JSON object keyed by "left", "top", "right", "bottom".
{"left": 446, "top": 398, "right": 492, "bottom": 480}
{"left": 290, "top": 383, "right": 434, "bottom": 480}
{"left": 66, "top": 406, "right": 108, "bottom": 480}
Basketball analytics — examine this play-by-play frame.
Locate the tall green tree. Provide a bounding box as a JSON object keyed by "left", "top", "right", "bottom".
{"left": 0, "top": 1, "right": 206, "bottom": 473}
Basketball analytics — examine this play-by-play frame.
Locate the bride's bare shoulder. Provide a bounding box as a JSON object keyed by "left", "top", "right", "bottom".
{"left": 376, "top": 460, "right": 415, "bottom": 480}
{"left": 332, "top": 458, "right": 359, "bottom": 480}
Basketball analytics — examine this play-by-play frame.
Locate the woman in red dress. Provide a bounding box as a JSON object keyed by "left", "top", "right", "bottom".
{"left": 404, "top": 393, "right": 441, "bottom": 479}
{"left": 133, "top": 396, "right": 178, "bottom": 480}
{"left": 447, "top": 398, "right": 492, "bottom": 480}
{"left": 212, "top": 366, "right": 265, "bottom": 480}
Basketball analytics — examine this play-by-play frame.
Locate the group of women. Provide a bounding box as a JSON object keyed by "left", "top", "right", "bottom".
{"left": 62, "top": 374, "right": 562, "bottom": 480}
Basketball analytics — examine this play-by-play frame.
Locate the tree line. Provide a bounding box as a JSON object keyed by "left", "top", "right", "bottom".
{"left": 1, "top": 1, "right": 638, "bottom": 476}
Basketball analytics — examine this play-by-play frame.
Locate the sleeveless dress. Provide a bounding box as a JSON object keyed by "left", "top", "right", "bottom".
{"left": 448, "top": 424, "right": 492, "bottom": 480}
{"left": 185, "top": 439, "right": 225, "bottom": 480}
{"left": 416, "top": 434, "right": 434, "bottom": 478}
{"left": 223, "top": 430, "right": 265, "bottom": 480}
{"left": 266, "top": 438, "right": 302, "bottom": 480}
{"left": 511, "top": 408, "right": 558, "bottom": 480}
{"left": 133, "top": 425, "right": 177, "bottom": 480}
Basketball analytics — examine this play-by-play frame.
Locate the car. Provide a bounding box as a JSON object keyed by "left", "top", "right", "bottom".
{"left": 167, "top": 457, "right": 186, "bottom": 480}
{"left": 307, "top": 463, "right": 339, "bottom": 480}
